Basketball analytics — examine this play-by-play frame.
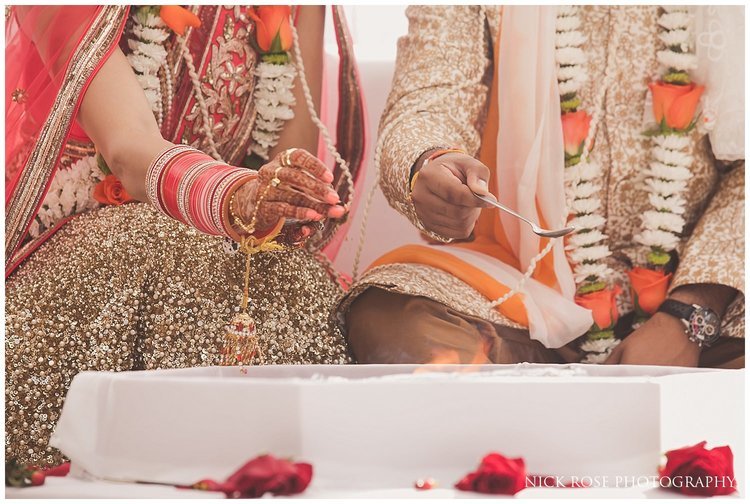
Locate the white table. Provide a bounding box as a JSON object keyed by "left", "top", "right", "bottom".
{"left": 10, "top": 476, "right": 732, "bottom": 499}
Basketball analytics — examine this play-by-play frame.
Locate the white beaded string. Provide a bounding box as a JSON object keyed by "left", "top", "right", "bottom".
{"left": 288, "top": 19, "right": 357, "bottom": 285}
{"left": 488, "top": 8, "right": 623, "bottom": 311}
{"left": 289, "top": 21, "right": 354, "bottom": 204}
{"left": 178, "top": 34, "right": 223, "bottom": 161}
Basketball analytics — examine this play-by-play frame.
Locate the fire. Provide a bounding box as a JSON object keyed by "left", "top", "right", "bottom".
{"left": 414, "top": 339, "right": 491, "bottom": 373}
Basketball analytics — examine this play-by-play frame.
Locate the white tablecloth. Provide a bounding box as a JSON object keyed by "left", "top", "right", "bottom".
{"left": 11, "top": 477, "right": 733, "bottom": 499}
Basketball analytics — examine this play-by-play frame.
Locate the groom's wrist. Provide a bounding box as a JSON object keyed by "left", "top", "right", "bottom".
{"left": 668, "top": 283, "right": 737, "bottom": 319}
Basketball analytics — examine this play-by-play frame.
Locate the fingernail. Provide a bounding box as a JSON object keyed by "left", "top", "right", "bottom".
{"left": 324, "top": 191, "right": 339, "bottom": 204}
{"left": 477, "top": 179, "right": 488, "bottom": 188}
{"left": 322, "top": 171, "right": 334, "bottom": 183}
{"left": 328, "top": 206, "right": 345, "bottom": 218}
{"left": 301, "top": 227, "right": 311, "bottom": 237}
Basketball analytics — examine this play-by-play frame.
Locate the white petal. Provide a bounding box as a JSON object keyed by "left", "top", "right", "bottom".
{"left": 659, "top": 29, "right": 690, "bottom": 49}
{"left": 572, "top": 181, "right": 599, "bottom": 199}
{"left": 570, "top": 197, "right": 602, "bottom": 215}
{"left": 657, "top": 50, "right": 698, "bottom": 71}
{"left": 648, "top": 194, "right": 686, "bottom": 214}
{"left": 581, "top": 338, "right": 620, "bottom": 354}
{"left": 565, "top": 160, "right": 600, "bottom": 183}
{"left": 568, "top": 245, "right": 612, "bottom": 264}
{"left": 555, "top": 30, "right": 586, "bottom": 49}
{"left": 642, "top": 210, "right": 685, "bottom": 234}
{"left": 647, "top": 161, "right": 692, "bottom": 181}
{"left": 635, "top": 229, "right": 680, "bottom": 251}
{"left": 652, "top": 145, "right": 693, "bottom": 167}
{"left": 645, "top": 178, "right": 687, "bottom": 197}
{"left": 566, "top": 229, "right": 607, "bottom": 248}
{"left": 556, "top": 47, "right": 586, "bottom": 66}
{"left": 658, "top": 11, "right": 692, "bottom": 31}
{"left": 651, "top": 134, "right": 691, "bottom": 150}
{"left": 556, "top": 6, "right": 578, "bottom": 16}
{"left": 557, "top": 64, "right": 587, "bottom": 82}
{"left": 573, "top": 262, "right": 611, "bottom": 283}
{"left": 568, "top": 213, "right": 606, "bottom": 231}
{"left": 558, "top": 78, "right": 583, "bottom": 96}
{"left": 556, "top": 14, "right": 581, "bottom": 32}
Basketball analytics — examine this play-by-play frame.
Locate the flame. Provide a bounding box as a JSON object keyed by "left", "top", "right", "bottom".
{"left": 414, "top": 339, "right": 491, "bottom": 373}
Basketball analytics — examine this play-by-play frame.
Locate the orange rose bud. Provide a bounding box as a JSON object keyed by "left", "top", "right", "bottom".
{"left": 248, "top": 6, "right": 293, "bottom": 53}
{"left": 575, "top": 286, "right": 622, "bottom": 330}
{"left": 93, "top": 175, "right": 134, "bottom": 206}
{"left": 561, "top": 110, "right": 591, "bottom": 157}
{"left": 648, "top": 81, "right": 705, "bottom": 130}
{"left": 160, "top": 6, "right": 201, "bottom": 36}
{"left": 627, "top": 267, "right": 672, "bottom": 315}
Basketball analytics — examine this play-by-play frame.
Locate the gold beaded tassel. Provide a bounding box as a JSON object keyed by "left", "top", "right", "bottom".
{"left": 221, "top": 167, "right": 285, "bottom": 366}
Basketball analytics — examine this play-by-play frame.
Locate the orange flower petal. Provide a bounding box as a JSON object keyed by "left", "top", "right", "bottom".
{"left": 251, "top": 6, "right": 293, "bottom": 52}
{"left": 666, "top": 85, "right": 704, "bottom": 130}
{"left": 160, "top": 6, "right": 201, "bottom": 36}
{"left": 248, "top": 8, "right": 272, "bottom": 51}
{"left": 628, "top": 267, "right": 672, "bottom": 315}
{"left": 561, "top": 110, "right": 591, "bottom": 156}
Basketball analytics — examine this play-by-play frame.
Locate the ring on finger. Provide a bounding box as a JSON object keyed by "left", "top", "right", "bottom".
{"left": 270, "top": 165, "right": 283, "bottom": 187}
{"left": 280, "top": 148, "right": 297, "bottom": 168}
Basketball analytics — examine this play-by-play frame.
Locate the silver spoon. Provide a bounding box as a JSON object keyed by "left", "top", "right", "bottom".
{"left": 471, "top": 190, "right": 576, "bottom": 238}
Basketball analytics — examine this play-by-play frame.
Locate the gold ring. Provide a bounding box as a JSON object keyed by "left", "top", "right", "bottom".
{"left": 280, "top": 148, "right": 297, "bottom": 168}
{"left": 270, "top": 165, "right": 283, "bottom": 187}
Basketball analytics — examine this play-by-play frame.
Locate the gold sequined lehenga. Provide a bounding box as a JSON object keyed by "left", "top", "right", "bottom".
{"left": 5, "top": 6, "right": 365, "bottom": 466}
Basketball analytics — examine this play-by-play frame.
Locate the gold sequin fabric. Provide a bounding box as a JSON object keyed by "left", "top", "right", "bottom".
{"left": 5, "top": 203, "right": 350, "bottom": 466}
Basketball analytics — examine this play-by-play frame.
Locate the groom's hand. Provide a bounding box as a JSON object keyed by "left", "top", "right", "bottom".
{"left": 604, "top": 312, "right": 701, "bottom": 367}
{"left": 411, "top": 152, "right": 494, "bottom": 239}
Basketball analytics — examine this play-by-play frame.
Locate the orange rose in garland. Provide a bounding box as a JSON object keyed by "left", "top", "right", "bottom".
{"left": 627, "top": 267, "right": 672, "bottom": 316}
{"left": 159, "top": 6, "right": 201, "bottom": 36}
{"left": 648, "top": 81, "right": 705, "bottom": 131}
{"left": 561, "top": 110, "right": 591, "bottom": 165}
{"left": 245, "top": 6, "right": 297, "bottom": 166}
{"left": 93, "top": 175, "right": 134, "bottom": 206}
{"left": 575, "top": 286, "right": 622, "bottom": 332}
{"left": 248, "top": 6, "right": 293, "bottom": 54}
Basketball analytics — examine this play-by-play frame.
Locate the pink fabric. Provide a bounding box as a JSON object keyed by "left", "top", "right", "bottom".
{"left": 5, "top": 7, "right": 107, "bottom": 200}
{"left": 495, "top": 6, "right": 575, "bottom": 297}
{"left": 320, "top": 6, "right": 368, "bottom": 263}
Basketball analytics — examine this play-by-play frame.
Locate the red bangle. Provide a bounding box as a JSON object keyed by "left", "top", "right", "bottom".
{"left": 145, "top": 145, "right": 258, "bottom": 238}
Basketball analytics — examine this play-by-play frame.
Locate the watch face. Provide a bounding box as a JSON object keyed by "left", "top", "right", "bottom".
{"left": 689, "top": 307, "right": 721, "bottom": 344}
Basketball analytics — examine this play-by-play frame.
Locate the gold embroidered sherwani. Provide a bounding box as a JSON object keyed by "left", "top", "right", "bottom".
{"left": 339, "top": 6, "right": 744, "bottom": 349}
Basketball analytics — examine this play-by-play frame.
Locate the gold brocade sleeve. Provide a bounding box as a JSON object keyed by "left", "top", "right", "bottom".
{"left": 670, "top": 162, "right": 745, "bottom": 296}
{"left": 377, "top": 6, "right": 494, "bottom": 242}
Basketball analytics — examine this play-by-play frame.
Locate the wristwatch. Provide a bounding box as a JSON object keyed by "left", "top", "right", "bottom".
{"left": 657, "top": 299, "right": 721, "bottom": 348}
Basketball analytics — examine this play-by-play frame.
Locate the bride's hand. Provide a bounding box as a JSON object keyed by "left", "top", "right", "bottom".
{"left": 232, "top": 149, "right": 347, "bottom": 233}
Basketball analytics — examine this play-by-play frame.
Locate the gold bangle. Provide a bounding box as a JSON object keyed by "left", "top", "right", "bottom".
{"left": 230, "top": 166, "right": 283, "bottom": 237}
{"left": 229, "top": 191, "right": 256, "bottom": 235}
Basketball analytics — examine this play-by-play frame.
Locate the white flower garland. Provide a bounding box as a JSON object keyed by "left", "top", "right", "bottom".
{"left": 555, "top": 6, "right": 614, "bottom": 287}
{"left": 554, "top": 6, "right": 700, "bottom": 364}
{"left": 29, "top": 156, "right": 104, "bottom": 238}
{"left": 127, "top": 8, "right": 170, "bottom": 127}
{"left": 556, "top": 6, "right": 619, "bottom": 364}
{"left": 247, "top": 61, "right": 296, "bottom": 161}
{"left": 635, "top": 6, "right": 695, "bottom": 262}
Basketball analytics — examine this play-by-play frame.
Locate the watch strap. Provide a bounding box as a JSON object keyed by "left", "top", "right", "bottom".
{"left": 657, "top": 299, "right": 695, "bottom": 321}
